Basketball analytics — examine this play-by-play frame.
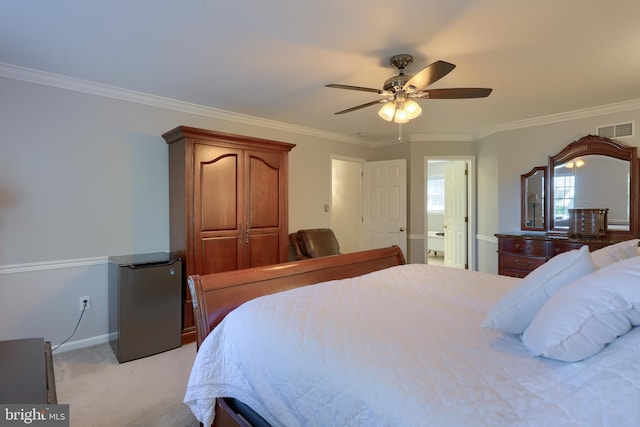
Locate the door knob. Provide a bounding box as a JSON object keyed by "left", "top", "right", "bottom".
{"left": 400, "top": 227, "right": 406, "bottom": 232}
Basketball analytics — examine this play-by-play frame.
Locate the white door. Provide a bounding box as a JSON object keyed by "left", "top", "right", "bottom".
{"left": 361, "top": 159, "right": 407, "bottom": 257}
{"left": 444, "top": 160, "right": 468, "bottom": 269}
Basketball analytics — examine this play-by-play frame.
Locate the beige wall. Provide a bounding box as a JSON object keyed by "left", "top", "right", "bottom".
{"left": 370, "top": 139, "right": 476, "bottom": 263}
{"left": 0, "top": 76, "right": 374, "bottom": 347}
{"left": 289, "top": 139, "right": 373, "bottom": 232}
{"left": 476, "top": 111, "right": 640, "bottom": 273}
{"left": 371, "top": 113, "right": 640, "bottom": 272}
{"left": 2, "top": 72, "right": 640, "bottom": 348}
{"left": 0, "top": 76, "right": 375, "bottom": 265}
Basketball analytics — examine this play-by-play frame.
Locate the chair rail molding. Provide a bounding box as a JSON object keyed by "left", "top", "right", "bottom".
{"left": 0, "top": 257, "right": 107, "bottom": 275}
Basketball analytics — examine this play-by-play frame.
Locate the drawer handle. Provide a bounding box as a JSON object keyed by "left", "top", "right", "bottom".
{"left": 515, "top": 259, "right": 533, "bottom": 266}
{"left": 514, "top": 243, "right": 531, "bottom": 251}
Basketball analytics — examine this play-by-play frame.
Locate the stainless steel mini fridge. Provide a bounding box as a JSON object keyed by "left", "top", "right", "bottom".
{"left": 108, "top": 253, "right": 181, "bottom": 363}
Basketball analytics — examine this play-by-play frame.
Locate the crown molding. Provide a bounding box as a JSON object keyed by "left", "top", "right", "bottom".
{"left": 3, "top": 62, "right": 640, "bottom": 145}
{"left": 0, "top": 62, "right": 375, "bottom": 147}
{"left": 366, "top": 133, "right": 478, "bottom": 146}
{"left": 482, "top": 98, "right": 640, "bottom": 138}
{"left": 409, "top": 133, "right": 478, "bottom": 142}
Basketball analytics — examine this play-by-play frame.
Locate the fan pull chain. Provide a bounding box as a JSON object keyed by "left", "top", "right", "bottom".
{"left": 398, "top": 123, "right": 403, "bottom": 141}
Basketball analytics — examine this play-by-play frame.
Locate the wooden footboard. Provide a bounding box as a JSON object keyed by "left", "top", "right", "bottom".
{"left": 188, "top": 245, "right": 405, "bottom": 348}
{"left": 188, "top": 246, "right": 405, "bottom": 427}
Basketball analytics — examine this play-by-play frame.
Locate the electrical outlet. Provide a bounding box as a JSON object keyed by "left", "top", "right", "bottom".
{"left": 79, "top": 296, "right": 91, "bottom": 311}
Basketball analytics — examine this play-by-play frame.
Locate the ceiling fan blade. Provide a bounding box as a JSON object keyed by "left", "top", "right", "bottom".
{"left": 413, "top": 88, "right": 493, "bottom": 99}
{"left": 334, "top": 99, "right": 388, "bottom": 115}
{"left": 325, "top": 84, "right": 384, "bottom": 94}
{"left": 403, "top": 60, "right": 456, "bottom": 92}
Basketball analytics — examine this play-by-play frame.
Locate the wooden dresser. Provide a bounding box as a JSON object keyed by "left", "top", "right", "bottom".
{"left": 496, "top": 233, "right": 624, "bottom": 278}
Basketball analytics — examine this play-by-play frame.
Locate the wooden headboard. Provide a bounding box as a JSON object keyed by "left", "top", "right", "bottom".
{"left": 188, "top": 246, "right": 406, "bottom": 348}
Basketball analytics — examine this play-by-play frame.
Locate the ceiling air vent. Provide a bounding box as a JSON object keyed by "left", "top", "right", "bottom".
{"left": 596, "top": 121, "right": 634, "bottom": 138}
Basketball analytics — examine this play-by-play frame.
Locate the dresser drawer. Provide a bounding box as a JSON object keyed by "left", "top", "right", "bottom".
{"left": 500, "top": 254, "right": 546, "bottom": 272}
{"left": 500, "top": 238, "right": 546, "bottom": 256}
{"left": 496, "top": 233, "right": 636, "bottom": 278}
{"left": 501, "top": 268, "right": 533, "bottom": 278}
{"left": 548, "top": 241, "right": 588, "bottom": 257}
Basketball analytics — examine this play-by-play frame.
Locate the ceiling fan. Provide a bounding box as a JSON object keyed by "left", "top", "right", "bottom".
{"left": 326, "top": 54, "right": 492, "bottom": 124}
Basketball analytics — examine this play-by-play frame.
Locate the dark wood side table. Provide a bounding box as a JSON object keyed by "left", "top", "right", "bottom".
{"left": 0, "top": 338, "right": 57, "bottom": 404}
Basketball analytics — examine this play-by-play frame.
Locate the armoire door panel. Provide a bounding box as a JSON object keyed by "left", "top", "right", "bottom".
{"left": 200, "top": 236, "right": 241, "bottom": 274}
{"left": 248, "top": 156, "right": 280, "bottom": 228}
{"left": 247, "top": 152, "right": 282, "bottom": 229}
{"left": 196, "top": 145, "right": 242, "bottom": 232}
{"left": 247, "top": 232, "right": 281, "bottom": 267}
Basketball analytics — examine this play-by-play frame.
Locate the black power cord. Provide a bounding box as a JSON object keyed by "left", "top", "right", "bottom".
{"left": 52, "top": 299, "right": 87, "bottom": 353}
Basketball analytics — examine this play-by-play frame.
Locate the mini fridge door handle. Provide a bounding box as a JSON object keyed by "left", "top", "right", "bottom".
{"left": 126, "top": 258, "right": 180, "bottom": 269}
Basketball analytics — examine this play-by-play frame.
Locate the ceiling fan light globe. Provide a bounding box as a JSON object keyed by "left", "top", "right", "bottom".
{"left": 404, "top": 100, "right": 422, "bottom": 119}
{"left": 393, "top": 109, "right": 410, "bottom": 124}
{"left": 378, "top": 102, "right": 396, "bottom": 121}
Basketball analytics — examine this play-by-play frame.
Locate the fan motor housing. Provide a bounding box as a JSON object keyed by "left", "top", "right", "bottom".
{"left": 383, "top": 74, "right": 412, "bottom": 92}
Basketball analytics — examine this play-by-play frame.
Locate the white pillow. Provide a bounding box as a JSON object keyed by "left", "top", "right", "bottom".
{"left": 591, "top": 239, "right": 639, "bottom": 268}
{"left": 482, "top": 246, "right": 595, "bottom": 334}
{"left": 522, "top": 255, "right": 640, "bottom": 362}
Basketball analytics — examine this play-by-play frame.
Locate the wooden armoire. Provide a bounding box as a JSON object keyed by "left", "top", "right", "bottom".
{"left": 163, "top": 126, "right": 295, "bottom": 343}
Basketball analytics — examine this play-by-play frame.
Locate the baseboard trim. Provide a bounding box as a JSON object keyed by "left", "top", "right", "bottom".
{"left": 410, "top": 233, "right": 497, "bottom": 243}
{"left": 52, "top": 333, "right": 115, "bottom": 353}
{"left": 477, "top": 234, "right": 498, "bottom": 244}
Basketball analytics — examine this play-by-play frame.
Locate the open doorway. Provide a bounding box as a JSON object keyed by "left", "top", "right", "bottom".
{"left": 330, "top": 156, "right": 363, "bottom": 254}
{"left": 331, "top": 156, "right": 408, "bottom": 257}
{"left": 424, "top": 157, "right": 476, "bottom": 270}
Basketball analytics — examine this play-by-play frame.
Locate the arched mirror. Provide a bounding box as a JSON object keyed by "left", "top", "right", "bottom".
{"left": 521, "top": 166, "right": 546, "bottom": 231}
{"left": 548, "top": 135, "right": 638, "bottom": 238}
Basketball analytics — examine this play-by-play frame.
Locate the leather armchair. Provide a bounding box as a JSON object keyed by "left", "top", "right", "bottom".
{"left": 289, "top": 228, "right": 341, "bottom": 260}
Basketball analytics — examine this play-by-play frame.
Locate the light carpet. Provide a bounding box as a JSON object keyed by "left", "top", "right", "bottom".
{"left": 52, "top": 342, "right": 200, "bottom": 427}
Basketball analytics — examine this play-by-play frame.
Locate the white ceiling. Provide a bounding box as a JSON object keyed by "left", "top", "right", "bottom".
{"left": 2, "top": 0, "right": 640, "bottom": 143}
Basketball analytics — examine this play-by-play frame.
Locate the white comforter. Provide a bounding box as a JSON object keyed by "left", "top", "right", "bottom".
{"left": 184, "top": 264, "right": 640, "bottom": 426}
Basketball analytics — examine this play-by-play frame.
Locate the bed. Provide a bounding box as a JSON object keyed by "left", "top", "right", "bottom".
{"left": 184, "top": 243, "right": 640, "bottom": 426}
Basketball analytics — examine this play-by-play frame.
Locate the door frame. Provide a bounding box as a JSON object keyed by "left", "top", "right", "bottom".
{"left": 424, "top": 156, "right": 477, "bottom": 270}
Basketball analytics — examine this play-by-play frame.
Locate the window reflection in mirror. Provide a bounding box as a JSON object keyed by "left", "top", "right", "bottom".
{"left": 553, "top": 155, "right": 630, "bottom": 230}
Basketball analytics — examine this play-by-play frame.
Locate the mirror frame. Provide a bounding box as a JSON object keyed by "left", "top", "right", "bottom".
{"left": 547, "top": 134, "right": 638, "bottom": 238}
{"left": 521, "top": 166, "right": 547, "bottom": 231}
